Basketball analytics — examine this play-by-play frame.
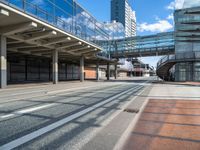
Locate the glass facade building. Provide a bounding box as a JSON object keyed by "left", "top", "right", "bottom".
{"left": 174, "top": 6, "right": 200, "bottom": 81}
{"left": 0, "top": 0, "right": 127, "bottom": 58}
{"left": 111, "top": 0, "right": 136, "bottom": 37}
{"left": 1, "top": 0, "right": 110, "bottom": 43}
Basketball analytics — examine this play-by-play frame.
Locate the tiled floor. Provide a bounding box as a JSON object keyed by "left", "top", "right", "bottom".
{"left": 123, "top": 99, "right": 200, "bottom": 150}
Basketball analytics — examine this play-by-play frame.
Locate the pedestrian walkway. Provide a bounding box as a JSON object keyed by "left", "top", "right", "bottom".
{"left": 122, "top": 99, "right": 200, "bottom": 150}
{"left": 153, "top": 81, "right": 200, "bottom": 87}
{"left": 118, "top": 81, "right": 200, "bottom": 150}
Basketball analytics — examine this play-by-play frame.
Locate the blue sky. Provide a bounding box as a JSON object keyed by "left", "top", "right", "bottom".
{"left": 76, "top": 0, "right": 175, "bottom": 35}
{"left": 76, "top": 0, "right": 177, "bottom": 67}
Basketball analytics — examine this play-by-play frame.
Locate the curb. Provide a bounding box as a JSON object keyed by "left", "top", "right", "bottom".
{"left": 113, "top": 88, "right": 151, "bottom": 150}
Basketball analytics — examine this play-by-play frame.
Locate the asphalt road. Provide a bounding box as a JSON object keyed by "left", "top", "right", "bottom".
{"left": 0, "top": 79, "right": 151, "bottom": 150}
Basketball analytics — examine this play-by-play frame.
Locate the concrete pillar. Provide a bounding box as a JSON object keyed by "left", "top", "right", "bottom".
{"left": 107, "top": 63, "right": 110, "bottom": 80}
{"left": 80, "top": 56, "right": 84, "bottom": 82}
{"left": 52, "top": 49, "right": 58, "bottom": 84}
{"left": 96, "top": 62, "right": 100, "bottom": 81}
{"left": 0, "top": 35, "right": 7, "bottom": 88}
{"left": 114, "top": 64, "right": 117, "bottom": 79}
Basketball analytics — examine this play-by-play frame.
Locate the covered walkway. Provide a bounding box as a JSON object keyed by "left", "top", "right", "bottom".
{"left": 0, "top": 0, "right": 117, "bottom": 88}
{"left": 98, "top": 32, "right": 175, "bottom": 58}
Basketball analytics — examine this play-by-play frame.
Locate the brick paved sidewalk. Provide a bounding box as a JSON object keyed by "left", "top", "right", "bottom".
{"left": 122, "top": 99, "right": 200, "bottom": 150}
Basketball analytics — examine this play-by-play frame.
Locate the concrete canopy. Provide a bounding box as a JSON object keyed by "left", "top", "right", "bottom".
{"left": 0, "top": 3, "right": 102, "bottom": 60}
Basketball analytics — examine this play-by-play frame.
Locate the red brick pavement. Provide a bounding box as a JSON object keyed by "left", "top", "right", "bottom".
{"left": 122, "top": 99, "right": 200, "bottom": 150}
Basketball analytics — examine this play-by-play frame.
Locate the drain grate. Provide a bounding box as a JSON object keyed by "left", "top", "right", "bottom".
{"left": 124, "top": 108, "right": 140, "bottom": 113}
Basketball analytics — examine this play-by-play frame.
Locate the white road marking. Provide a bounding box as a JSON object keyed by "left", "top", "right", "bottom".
{"left": 0, "top": 103, "right": 55, "bottom": 119}
{"left": 0, "top": 84, "right": 124, "bottom": 119}
{"left": 0, "top": 86, "right": 141, "bottom": 150}
{"left": 0, "top": 90, "right": 46, "bottom": 99}
{"left": 17, "top": 104, "right": 55, "bottom": 114}
{"left": 0, "top": 114, "right": 14, "bottom": 119}
{"left": 0, "top": 84, "right": 122, "bottom": 119}
{"left": 70, "top": 86, "right": 144, "bottom": 150}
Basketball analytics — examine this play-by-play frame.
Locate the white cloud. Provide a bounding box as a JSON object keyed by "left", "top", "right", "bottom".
{"left": 167, "top": 14, "right": 174, "bottom": 20}
{"left": 166, "top": 0, "right": 200, "bottom": 10}
{"left": 176, "top": 0, "right": 185, "bottom": 9}
{"left": 167, "top": 1, "right": 176, "bottom": 10}
{"left": 166, "top": 0, "right": 184, "bottom": 10}
{"left": 138, "top": 20, "right": 173, "bottom": 33}
{"left": 183, "top": 0, "right": 200, "bottom": 8}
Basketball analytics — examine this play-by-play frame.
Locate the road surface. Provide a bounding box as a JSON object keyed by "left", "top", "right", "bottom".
{"left": 0, "top": 77, "right": 153, "bottom": 150}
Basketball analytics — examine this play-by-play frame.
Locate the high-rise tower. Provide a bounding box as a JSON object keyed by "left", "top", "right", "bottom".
{"left": 111, "top": 0, "right": 136, "bottom": 37}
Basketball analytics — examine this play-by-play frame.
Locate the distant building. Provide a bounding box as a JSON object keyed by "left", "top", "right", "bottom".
{"left": 130, "top": 59, "right": 155, "bottom": 77}
{"left": 111, "top": 0, "right": 136, "bottom": 37}
{"left": 117, "top": 59, "right": 155, "bottom": 77}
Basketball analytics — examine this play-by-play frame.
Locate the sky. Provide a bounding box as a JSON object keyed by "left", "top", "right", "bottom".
{"left": 75, "top": 0, "right": 199, "bottom": 67}
{"left": 76, "top": 0, "right": 175, "bottom": 36}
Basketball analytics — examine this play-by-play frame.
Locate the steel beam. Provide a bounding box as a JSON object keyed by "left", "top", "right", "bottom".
{"left": 58, "top": 42, "right": 82, "bottom": 49}
{"left": 67, "top": 46, "right": 90, "bottom": 52}
{"left": 0, "top": 22, "right": 37, "bottom": 36}
{"left": 8, "top": 43, "right": 36, "bottom": 49}
{"left": 42, "top": 36, "right": 72, "bottom": 46}
{"left": 26, "top": 30, "right": 57, "bottom": 41}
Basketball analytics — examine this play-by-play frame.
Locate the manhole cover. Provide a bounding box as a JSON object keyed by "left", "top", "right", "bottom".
{"left": 124, "top": 108, "right": 140, "bottom": 113}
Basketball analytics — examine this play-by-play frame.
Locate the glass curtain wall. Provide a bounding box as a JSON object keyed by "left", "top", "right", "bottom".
{"left": 2, "top": 0, "right": 109, "bottom": 44}
{"left": 174, "top": 6, "right": 200, "bottom": 81}
{"left": 194, "top": 63, "right": 200, "bottom": 81}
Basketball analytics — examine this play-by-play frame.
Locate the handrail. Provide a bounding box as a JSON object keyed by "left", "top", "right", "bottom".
{"left": 111, "top": 45, "right": 175, "bottom": 54}
{"left": 98, "top": 31, "right": 175, "bottom": 56}
{"left": 157, "top": 51, "right": 200, "bottom": 68}
{"left": 0, "top": 0, "right": 109, "bottom": 46}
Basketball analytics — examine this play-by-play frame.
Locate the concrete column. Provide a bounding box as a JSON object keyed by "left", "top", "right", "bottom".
{"left": 0, "top": 35, "right": 7, "bottom": 88}
{"left": 114, "top": 64, "right": 117, "bottom": 79}
{"left": 80, "top": 56, "right": 84, "bottom": 82}
{"left": 52, "top": 49, "right": 58, "bottom": 84}
{"left": 96, "top": 62, "right": 100, "bottom": 81}
{"left": 107, "top": 63, "right": 110, "bottom": 80}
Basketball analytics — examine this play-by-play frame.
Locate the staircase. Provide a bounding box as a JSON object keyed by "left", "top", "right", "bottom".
{"left": 156, "top": 52, "right": 200, "bottom": 81}
{"left": 156, "top": 55, "right": 176, "bottom": 81}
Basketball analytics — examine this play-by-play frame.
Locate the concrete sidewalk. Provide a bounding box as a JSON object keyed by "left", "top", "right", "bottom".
{"left": 81, "top": 80, "right": 152, "bottom": 150}
{"left": 117, "top": 82, "right": 200, "bottom": 150}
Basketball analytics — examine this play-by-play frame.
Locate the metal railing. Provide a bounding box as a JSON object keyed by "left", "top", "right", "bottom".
{"left": 98, "top": 32, "right": 175, "bottom": 57}
{"left": 157, "top": 51, "right": 200, "bottom": 68}
{"left": 0, "top": 0, "right": 109, "bottom": 45}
